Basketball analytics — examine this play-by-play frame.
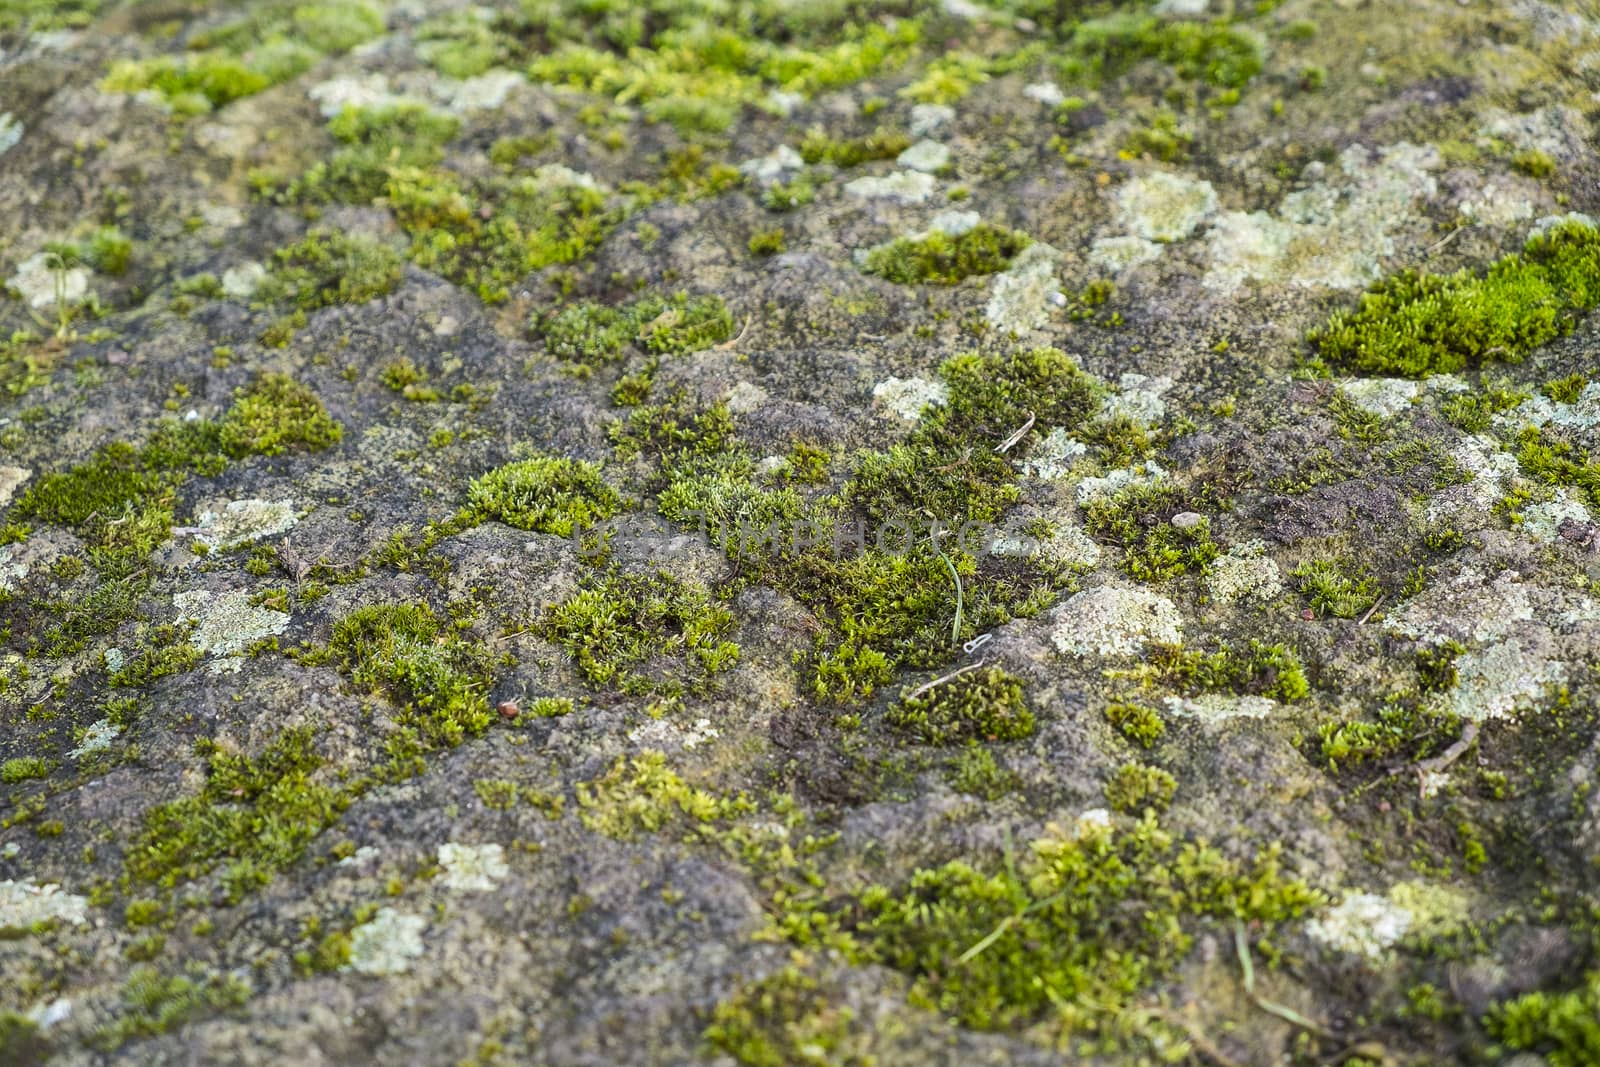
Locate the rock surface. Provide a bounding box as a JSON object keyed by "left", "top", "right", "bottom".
{"left": 3, "top": 1, "right": 1600, "bottom": 1064}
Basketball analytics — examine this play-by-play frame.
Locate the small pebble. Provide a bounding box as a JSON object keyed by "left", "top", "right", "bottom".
{"left": 496, "top": 700, "right": 520, "bottom": 720}
{"left": 1169, "top": 511, "right": 1205, "bottom": 530}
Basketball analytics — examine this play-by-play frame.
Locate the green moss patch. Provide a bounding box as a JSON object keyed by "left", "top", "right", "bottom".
{"left": 1148, "top": 640, "right": 1310, "bottom": 702}
{"left": 538, "top": 292, "right": 734, "bottom": 367}
{"left": 218, "top": 373, "right": 343, "bottom": 458}
{"left": 886, "top": 665, "right": 1034, "bottom": 745}
{"left": 813, "top": 818, "right": 1318, "bottom": 1039}
{"left": 1104, "top": 761, "right": 1176, "bottom": 814}
{"left": 861, "top": 223, "right": 1031, "bottom": 285}
{"left": 468, "top": 455, "right": 620, "bottom": 536}
{"left": 540, "top": 570, "right": 739, "bottom": 696}
{"left": 259, "top": 229, "right": 404, "bottom": 311}
{"left": 576, "top": 750, "right": 752, "bottom": 840}
{"left": 329, "top": 602, "right": 497, "bottom": 747}
{"left": 124, "top": 727, "right": 349, "bottom": 897}
{"left": 1310, "top": 220, "right": 1600, "bottom": 377}
{"left": 1082, "top": 481, "right": 1221, "bottom": 582}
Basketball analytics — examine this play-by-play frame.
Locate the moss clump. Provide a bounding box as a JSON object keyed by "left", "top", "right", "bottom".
{"left": 1487, "top": 970, "right": 1600, "bottom": 1067}
{"left": 1060, "top": 14, "right": 1265, "bottom": 89}
{"left": 329, "top": 603, "right": 497, "bottom": 747}
{"left": 416, "top": 10, "right": 508, "bottom": 78}
{"left": 1292, "top": 556, "right": 1380, "bottom": 619}
{"left": 886, "top": 666, "right": 1034, "bottom": 745}
{"left": 392, "top": 168, "right": 622, "bottom": 303}
{"left": 846, "top": 347, "right": 1101, "bottom": 525}
{"left": 862, "top": 223, "right": 1031, "bottom": 285}
{"left": 291, "top": 104, "right": 461, "bottom": 204}
{"left": 827, "top": 818, "right": 1319, "bottom": 1038}
{"left": 1149, "top": 640, "right": 1310, "bottom": 702}
{"left": 704, "top": 967, "right": 858, "bottom": 1067}
{"left": 1309, "top": 220, "right": 1600, "bottom": 377}
{"left": 947, "top": 743, "right": 1020, "bottom": 800}
{"left": 1313, "top": 697, "right": 1460, "bottom": 773}
{"left": 467, "top": 455, "right": 620, "bottom": 536}
{"left": 0, "top": 756, "right": 50, "bottom": 782}
{"left": 108, "top": 625, "right": 202, "bottom": 688}
{"left": 11, "top": 417, "right": 226, "bottom": 577}
{"left": 1515, "top": 425, "right": 1600, "bottom": 505}
{"left": 1105, "top": 701, "right": 1164, "bottom": 748}
{"left": 607, "top": 396, "right": 736, "bottom": 470}
{"left": 1082, "top": 482, "right": 1221, "bottom": 582}
{"left": 258, "top": 229, "right": 403, "bottom": 310}
{"left": 539, "top": 292, "right": 734, "bottom": 366}
{"left": 1104, "top": 762, "right": 1176, "bottom": 814}
{"left": 93, "top": 964, "right": 252, "bottom": 1051}
{"left": 540, "top": 570, "right": 739, "bottom": 695}
{"left": 1544, "top": 372, "right": 1589, "bottom": 404}
{"left": 101, "top": 2, "right": 383, "bottom": 114}
{"left": 748, "top": 228, "right": 786, "bottom": 256}
{"left": 124, "top": 727, "right": 349, "bottom": 897}
{"left": 576, "top": 750, "right": 751, "bottom": 840}
{"left": 218, "top": 373, "right": 343, "bottom": 458}
{"left": 798, "top": 126, "right": 910, "bottom": 168}
{"left": 1440, "top": 380, "right": 1529, "bottom": 432}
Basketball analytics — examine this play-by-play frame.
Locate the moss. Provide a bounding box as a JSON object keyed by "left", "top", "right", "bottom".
{"left": 1060, "top": 13, "right": 1264, "bottom": 90}
{"left": 1104, "top": 761, "right": 1177, "bottom": 814}
{"left": 862, "top": 223, "right": 1031, "bottom": 285}
{"left": 1149, "top": 640, "right": 1310, "bottom": 702}
{"left": 607, "top": 396, "right": 736, "bottom": 469}
{"left": 1511, "top": 149, "right": 1557, "bottom": 179}
{"left": 329, "top": 603, "right": 496, "bottom": 747}
{"left": 947, "top": 743, "right": 1019, "bottom": 800}
{"left": 291, "top": 104, "right": 461, "bottom": 204}
{"left": 539, "top": 570, "right": 739, "bottom": 696}
{"left": 258, "top": 229, "right": 403, "bottom": 311}
{"left": 467, "top": 455, "right": 620, "bottom": 536}
{"left": 886, "top": 666, "right": 1034, "bottom": 745}
{"left": 798, "top": 126, "right": 909, "bottom": 168}
{"left": 0, "top": 756, "right": 50, "bottom": 782}
{"left": 1441, "top": 380, "right": 1529, "bottom": 432}
{"left": 1292, "top": 555, "right": 1381, "bottom": 619}
{"left": 103, "top": 53, "right": 270, "bottom": 114}
{"left": 93, "top": 964, "right": 251, "bottom": 1051}
{"left": 1516, "top": 425, "right": 1600, "bottom": 505}
{"left": 108, "top": 626, "right": 202, "bottom": 688}
{"left": 1309, "top": 220, "right": 1600, "bottom": 377}
{"left": 0, "top": 1011, "right": 49, "bottom": 1064}
{"left": 820, "top": 817, "right": 1319, "bottom": 1040}
{"left": 1121, "top": 110, "right": 1191, "bottom": 163}
{"left": 748, "top": 228, "right": 786, "bottom": 256}
{"left": 1488, "top": 971, "right": 1600, "bottom": 1065}
{"left": 1544, "top": 372, "right": 1589, "bottom": 404}
{"left": 391, "top": 169, "right": 621, "bottom": 303}
{"left": 124, "top": 727, "right": 348, "bottom": 896}
{"left": 1105, "top": 701, "right": 1165, "bottom": 748}
{"left": 704, "top": 966, "right": 858, "bottom": 1067}
{"left": 1082, "top": 482, "right": 1221, "bottom": 582}
{"left": 763, "top": 172, "right": 818, "bottom": 212}
{"left": 218, "top": 373, "right": 342, "bottom": 458}
{"left": 8, "top": 416, "right": 232, "bottom": 577}
{"left": 524, "top": 14, "right": 920, "bottom": 135}
{"left": 576, "top": 750, "right": 751, "bottom": 840}
{"left": 847, "top": 346, "right": 1101, "bottom": 525}
{"left": 417, "top": 11, "right": 508, "bottom": 78}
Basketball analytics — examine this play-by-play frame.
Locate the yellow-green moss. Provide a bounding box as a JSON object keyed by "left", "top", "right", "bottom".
{"left": 467, "top": 455, "right": 620, "bottom": 536}
{"left": 885, "top": 666, "right": 1034, "bottom": 745}
{"left": 861, "top": 223, "right": 1031, "bottom": 285}
{"left": 218, "top": 373, "right": 343, "bottom": 458}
